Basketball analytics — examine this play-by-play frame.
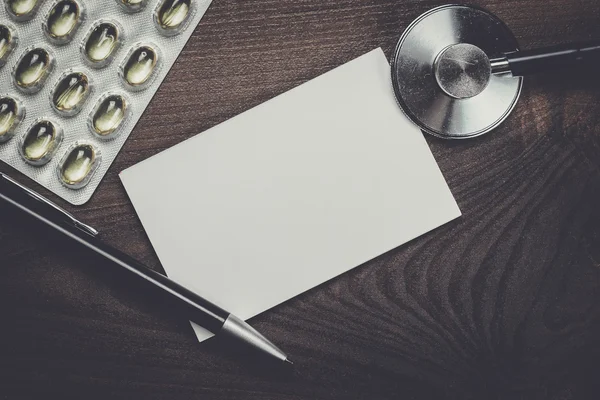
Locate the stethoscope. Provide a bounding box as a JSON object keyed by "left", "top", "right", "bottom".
{"left": 391, "top": 4, "right": 600, "bottom": 139}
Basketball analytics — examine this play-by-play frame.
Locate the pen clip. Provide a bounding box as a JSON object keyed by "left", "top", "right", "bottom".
{"left": 0, "top": 173, "right": 99, "bottom": 237}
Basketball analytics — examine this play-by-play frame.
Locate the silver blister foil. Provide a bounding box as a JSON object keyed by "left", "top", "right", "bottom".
{"left": 0, "top": 0, "right": 213, "bottom": 204}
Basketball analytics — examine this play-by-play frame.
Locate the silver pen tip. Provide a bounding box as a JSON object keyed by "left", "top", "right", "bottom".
{"left": 284, "top": 358, "right": 294, "bottom": 366}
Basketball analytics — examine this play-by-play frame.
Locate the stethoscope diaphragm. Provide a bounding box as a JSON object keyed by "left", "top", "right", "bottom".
{"left": 391, "top": 4, "right": 523, "bottom": 139}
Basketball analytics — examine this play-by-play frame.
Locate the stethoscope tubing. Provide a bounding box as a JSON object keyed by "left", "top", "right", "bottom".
{"left": 491, "top": 40, "right": 600, "bottom": 77}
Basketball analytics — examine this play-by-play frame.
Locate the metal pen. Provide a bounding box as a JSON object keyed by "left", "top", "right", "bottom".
{"left": 0, "top": 172, "right": 292, "bottom": 367}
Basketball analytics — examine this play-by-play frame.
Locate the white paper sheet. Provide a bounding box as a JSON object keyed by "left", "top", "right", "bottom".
{"left": 120, "top": 48, "right": 461, "bottom": 342}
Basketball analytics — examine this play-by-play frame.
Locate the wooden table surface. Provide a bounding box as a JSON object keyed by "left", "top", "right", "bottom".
{"left": 2, "top": 0, "right": 600, "bottom": 398}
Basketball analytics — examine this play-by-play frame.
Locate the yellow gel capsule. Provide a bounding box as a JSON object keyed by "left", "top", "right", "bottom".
{"left": 0, "top": 97, "right": 22, "bottom": 143}
{"left": 45, "top": 0, "right": 82, "bottom": 43}
{"left": 122, "top": 45, "right": 157, "bottom": 87}
{"left": 52, "top": 72, "right": 90, "bottom": 115}
{"left": 7, "top": 0, "right": 42, "bottom": 20}
{"left": 84, "top": 22, "right": 120, "bottom": 65}
{"left": 156, "top": 0, "right": 191, "bottom": 31}
{"left": 59, "top": 143, "right": 99, "bottom": 188}
{"left": 0, "top": 25, "right": 15, "bottom": 66}
{"left": 91, "top": 94, "right": 127, "bottom": 137}
{"left": 14, "top": 47, "right": 53, "bottom": 92}
{"left": 21, "top": 120, "right": 61, "bottom": 165}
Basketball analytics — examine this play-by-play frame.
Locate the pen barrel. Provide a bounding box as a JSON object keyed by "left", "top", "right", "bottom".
{"left": 503, "top": 40, "right": 600, "bottom": 76}
{"left": 0, "top": 179, "right": 229, "bottom": 333}
{"left": 87, "top": 237, "right": 230, "bottom": 332}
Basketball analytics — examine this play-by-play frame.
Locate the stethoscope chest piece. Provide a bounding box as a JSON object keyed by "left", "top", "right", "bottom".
{"left": 391, "top": 4, "right": 523, "bottom": 139}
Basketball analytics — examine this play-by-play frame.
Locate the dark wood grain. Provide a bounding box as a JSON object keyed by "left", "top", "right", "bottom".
{"left": 2, "top": 1, "right": 600, "bottom": 399}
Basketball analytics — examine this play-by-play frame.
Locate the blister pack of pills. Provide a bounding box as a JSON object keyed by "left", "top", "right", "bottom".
{"left": 0, "top": 0, "right": 213, "bottom": 205}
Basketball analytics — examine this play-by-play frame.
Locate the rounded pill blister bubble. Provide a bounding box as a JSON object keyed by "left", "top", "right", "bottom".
{"left": 51, "top": 71, "right": 91, "bottom": 116}
{"left": 83, "top": 20, "right": 121, "bottom": 67}
{"left": 58, "top": 141, "right": 101, "bottom": 189}
{"left": 0, "top": 96, "right": 24, "bottom": 143}
{"left": 121, "top": 44, "right": 158, "bottom": 89}
{"left": 154, "top": 0, "right": 192, "bottom": 35}
{"left": 90, "top": 93, "right": 128, "bottom": 138}
{"left": 6, "top": 0, "right": 43, "bottom": 21}
{"left": 13, "top": 47, "right": 54, "bottom": 93}
{"left": 0, "top": 25, "right": 17, "bottom": 67}
{"left": 44, "top": 0, "right": 84, "bottom": 44}
{"left": 116, "top": 0, "right": 148, "bottom": 13}
{"left": 20, "top": 119, "right": 63, "bottom": 166}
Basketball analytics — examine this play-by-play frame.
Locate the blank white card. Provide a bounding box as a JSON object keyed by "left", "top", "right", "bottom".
{"left": 120, "top": 48, "right": 461, "bottom": 342}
